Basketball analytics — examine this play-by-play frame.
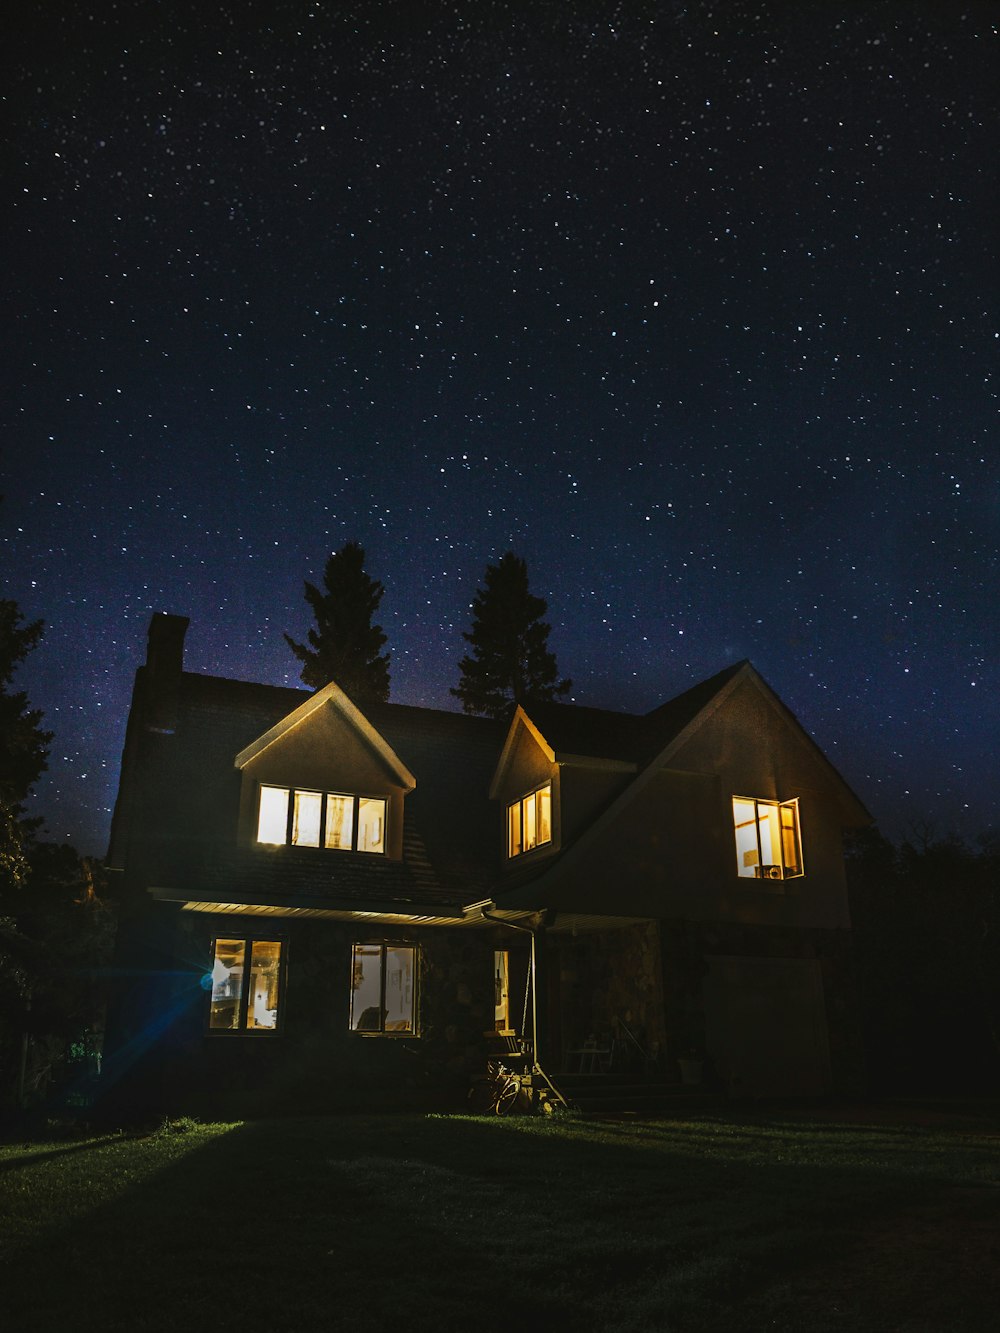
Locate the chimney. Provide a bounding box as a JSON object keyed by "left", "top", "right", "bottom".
{"left": 146, "top": 613, "right": 189, "bottom": 676}
{"left": 143, "top": 613, "right": 190, "bottom": 733}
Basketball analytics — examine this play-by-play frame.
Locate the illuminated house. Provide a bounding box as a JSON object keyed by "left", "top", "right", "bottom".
{"left": 102, "top": 613, "right": 870, "bottom": 1118}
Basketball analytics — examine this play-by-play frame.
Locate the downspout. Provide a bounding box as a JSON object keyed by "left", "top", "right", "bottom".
{"left": 481, "top": 909, "right": 568, "bottom": 1108}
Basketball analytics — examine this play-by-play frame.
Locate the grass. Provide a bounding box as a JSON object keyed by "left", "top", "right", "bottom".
{"left": 1, "top": 1104, "right": 998, "bottom": 1332}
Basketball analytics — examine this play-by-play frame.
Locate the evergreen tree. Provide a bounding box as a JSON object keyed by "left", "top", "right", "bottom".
{"left": 0, "top": 600, "right": 51, "bottom": 821}
{"left": 0, "top": 600, "right": 52, "bottom": 906}
{"left": 452, "top": 552, "right": 571, "bottom": 718}
{"left": 285, "top": 542, "right": 390, "bottom": 701}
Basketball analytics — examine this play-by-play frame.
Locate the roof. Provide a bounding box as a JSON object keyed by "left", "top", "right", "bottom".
{"left": 113, "top": 643, "right": 870, "bottom": 922}
{"left": 115, "top": 668, "right": 505, "bottom": 907}
{"left": 523, "top": 661, "right": 748, "bottom": 766}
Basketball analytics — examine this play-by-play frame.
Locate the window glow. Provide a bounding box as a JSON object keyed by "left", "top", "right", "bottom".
{"left": 350, "top": 943, "right": 415, "bottom": 1033}
{"left": 292, "top": 790, "right": 322, "bottom": 846}
{"left": 209, "top": 938, "right": 282, "bottom": 1032}
{"left": 732, "top": 797, "right": 803, "bottom": 880}
{"left": 324, "top": 794, "right": 354, "bottom": 849}
{"left": 257, "top": 786, "right": 289, "bottom": 844}
{"left": 256, "top": 786, "right": 386, "bottom": 854}
{"left": 507, "top": 783, "right": 553, "bottom": 858}
{"left": 358, "top": 797, "right": 386, "bottom": 853}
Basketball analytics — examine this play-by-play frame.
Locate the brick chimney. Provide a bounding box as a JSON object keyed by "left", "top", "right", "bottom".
{"left": 143, "top": 613, "right": 189, "bottom": 733}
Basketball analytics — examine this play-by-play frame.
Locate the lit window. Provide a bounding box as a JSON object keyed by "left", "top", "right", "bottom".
{"left": 350, "top": 943, "right": 416, "bottom": 1034}
{"left": 208, "top": 938, "right": 283, "bottom": 1032}
{"left": 732, "top": 797, "right": 803, "bottom": 880}
{"left": 507, "top": 782, "right": 552, "bottom": 858}
{"left": 256, "top": 786, "right": 386, "bottom": 854}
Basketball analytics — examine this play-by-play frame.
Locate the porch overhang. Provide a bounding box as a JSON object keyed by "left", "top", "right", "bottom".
{"left": 148, "top": 884, "right": 478, "bottom": 928}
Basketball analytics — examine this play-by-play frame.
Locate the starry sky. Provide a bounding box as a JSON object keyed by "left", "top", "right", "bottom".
{"left": 3, "top": 1, "right": 997, "bottom": 856}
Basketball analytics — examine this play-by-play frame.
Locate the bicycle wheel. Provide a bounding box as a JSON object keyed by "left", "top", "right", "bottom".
{"left": 494, "top": 1077, "right": 519, "bottom": 1115}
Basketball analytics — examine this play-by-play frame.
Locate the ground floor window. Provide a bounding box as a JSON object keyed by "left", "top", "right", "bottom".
{"left": 208, "top": 938, "right": 283, "bottom": 1032}
{"left": 494, "top": 950, "right": 511, "bottom": 1032}
{"left": 350, "top": 943, "right": 416, "bottom": 1033}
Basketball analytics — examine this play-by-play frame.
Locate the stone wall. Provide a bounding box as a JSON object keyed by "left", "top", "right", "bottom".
{"left": 99, "top": 904, "right": 501, "bottom": 1121}
{"left": 551, "top": 921, "right": 666, "bottom": 1071}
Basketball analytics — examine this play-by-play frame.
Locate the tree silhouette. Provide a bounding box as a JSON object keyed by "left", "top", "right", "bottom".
{"left": 452, "top": 552, "right": 571, "bottom": 718}
{"left": 285, "top": 542, "right": 390, "bottom": 702}
{"left": 0, "top": 600, "right": 51, "bottom": 821}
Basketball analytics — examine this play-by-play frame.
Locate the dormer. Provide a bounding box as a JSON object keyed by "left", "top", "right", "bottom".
{"left": 489, "top": 702, "right": 641, "bottom": 866}
{"left": 234, "top": 681, "right": 416, "bottom": 860}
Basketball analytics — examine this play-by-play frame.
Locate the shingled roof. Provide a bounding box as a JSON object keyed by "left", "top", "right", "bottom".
{"left": 507, "top": 661, "right": 748, "bottom": 768}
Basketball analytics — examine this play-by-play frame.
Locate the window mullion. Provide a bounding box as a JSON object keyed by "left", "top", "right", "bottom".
{"left": 285, "top": 789, "right": 294, "bottom": 845}
{"left": 754, "top": 800, "right": 764, "bottom": 876}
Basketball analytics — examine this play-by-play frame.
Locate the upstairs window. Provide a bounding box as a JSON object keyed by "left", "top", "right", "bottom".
{"left": 350, "top": 943, "right": 416, "bottom": 1034}
{"left": 256, "top": 786, "right": 386, "bottom": 854}
{"left": 208, "top": 938, "right": 283, "bottom": 1033}
{"left": 732, "top": 797, "right": 803, "bottom": 881}
{"left": 507, "top": 782, "right": 552, "bottom": 858}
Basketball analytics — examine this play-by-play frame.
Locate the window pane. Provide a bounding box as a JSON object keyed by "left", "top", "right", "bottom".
{"left": 536, "top": 784, "right": 551, "bottom": 845}
{"left": 209, "top": 939, "right": 246, "bottom": 1029}
{"left": 732, "top": 798, "right": 759, "bottom": 877}
{"left": 257, "top": 786, "right": 289, "bottom": 844}
{"left": 780, "top": 802, "right": 801, "bottom": 874}
{"left": 757, "top": 803, "right": 780, "bottom": 874}
{"left": 292, "top": 790, "right": 322, "bottom": 846}
{"left": 494, "top": 950, "right": 510, "bottom": 1031}
{"left": 325, "top": 794, "right": 354, "bottom": 849}
{"left": 507, "top": 801, "right": 522, "bottom": 857}
{"left": 523, "top": 792, "right": 537, "bottom": 851}
{"left": 246, "top": 941, "right": 282, "bottom": 1031}
{"left": 350, "top": 944, "right": 383, "bottom": 1030}
{"left": 357, "top": 797, "right": 386, "bottom": 854}
{"left": 383, "top": 947, "right": 414, "bottom": 1031}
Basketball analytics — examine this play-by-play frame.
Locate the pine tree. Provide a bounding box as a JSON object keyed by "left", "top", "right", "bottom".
{"left": 285, "top": 542, "right": 390, "bottom": 702}
{"left": 452, "top": 552, "right": 571, "bottom": 718}
{"left": 0, "top": 600, "right": 50, "bottom": 819}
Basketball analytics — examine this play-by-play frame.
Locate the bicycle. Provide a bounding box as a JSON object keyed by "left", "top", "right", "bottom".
{"left": 467, "top": 1057, "right": 526, "bottom": 1115}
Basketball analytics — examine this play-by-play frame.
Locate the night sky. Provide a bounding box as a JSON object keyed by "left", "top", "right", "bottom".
{"left": 4, "top": 2, "right": 997, "bottom": 857}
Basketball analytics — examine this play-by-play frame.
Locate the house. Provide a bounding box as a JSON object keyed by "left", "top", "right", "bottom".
{"left": 101, "top": 612, "right": 871, "bottom": 1119}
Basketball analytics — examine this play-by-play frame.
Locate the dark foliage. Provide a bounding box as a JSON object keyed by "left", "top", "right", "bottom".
{"left": 0, "top": 845, "right": 115, "bottom": 1110}
{"left": 0, "top": 600, "right": 51, "bottom": 821}
{"left": 847, "top": 825, "right": 1000, "bottom": 1094}
{"left": 284, "top": 542, "right": 390, "bottom": 702}
{"left": 452, "top": 552, "right": 571, "bottom": 718}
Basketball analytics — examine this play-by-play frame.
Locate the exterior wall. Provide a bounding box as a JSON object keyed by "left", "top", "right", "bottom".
{"left": 99, "top": 903, "right": 503, "bottom": 1122}
{"left": 239, "top": 703, "right": 408, "bottom": 858}
{"left": 549, "top": 922, "right": 666, "bottom": 1073}
{"left": 525, "top": 679, "right": 854, "bottom": 930}
{"left": 658, "top": 919, "right": 864, "bottom": 1097}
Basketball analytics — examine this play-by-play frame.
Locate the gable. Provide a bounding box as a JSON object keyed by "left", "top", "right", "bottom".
{"left": 663, "top": 668, "right": 869, "bottom": 823}
{"left": 235, "top": 680, "right": 415, "bottom": 790}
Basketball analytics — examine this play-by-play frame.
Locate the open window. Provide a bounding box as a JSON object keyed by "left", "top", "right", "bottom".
{"left": 256, "top": 786, "right": 386, "bottom": 854}
{"left": 506, "top": 782, "right": 552, "bottom": 858}
{"left": 732, "top": 797, "right": 803, "bottom": 881}
{"left": 208, "top": 938, "right": 283, "bottom": 1033}
{"left": 349, "top": 943, "right": 416, "bottom": 1034}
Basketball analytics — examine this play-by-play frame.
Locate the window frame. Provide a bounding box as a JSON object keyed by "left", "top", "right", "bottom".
{"left": 348, "top": 942, "right": 418, "bottom": 1037}
{"left": 732, "top": 795, "right": 804, "bottom": 882}
{"left": 256, "top": 784, "right": 387, "bottom": 855}
{"left": 506, "top": 781, "right": 553, "bottom": 859}
{"left": 205, "top": 936, "right": 286, "bottom": 1036}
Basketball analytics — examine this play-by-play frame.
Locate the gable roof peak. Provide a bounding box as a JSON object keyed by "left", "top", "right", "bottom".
{"left": 233, "top": 677, "right": 417, "bottom": 789}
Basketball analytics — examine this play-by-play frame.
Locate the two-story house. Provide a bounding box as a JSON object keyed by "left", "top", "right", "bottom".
{"left": 101, "top": 612, "right": 870, "bottom": 1119}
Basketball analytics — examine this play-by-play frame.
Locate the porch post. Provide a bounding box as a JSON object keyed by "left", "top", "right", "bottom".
{"left": 531, "top": 925, "right": 549, "bottom": 1068}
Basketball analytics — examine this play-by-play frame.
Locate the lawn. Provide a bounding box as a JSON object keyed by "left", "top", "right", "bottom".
{"left": 1, "top": 1104, "right": 998, "bottom": 1332}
